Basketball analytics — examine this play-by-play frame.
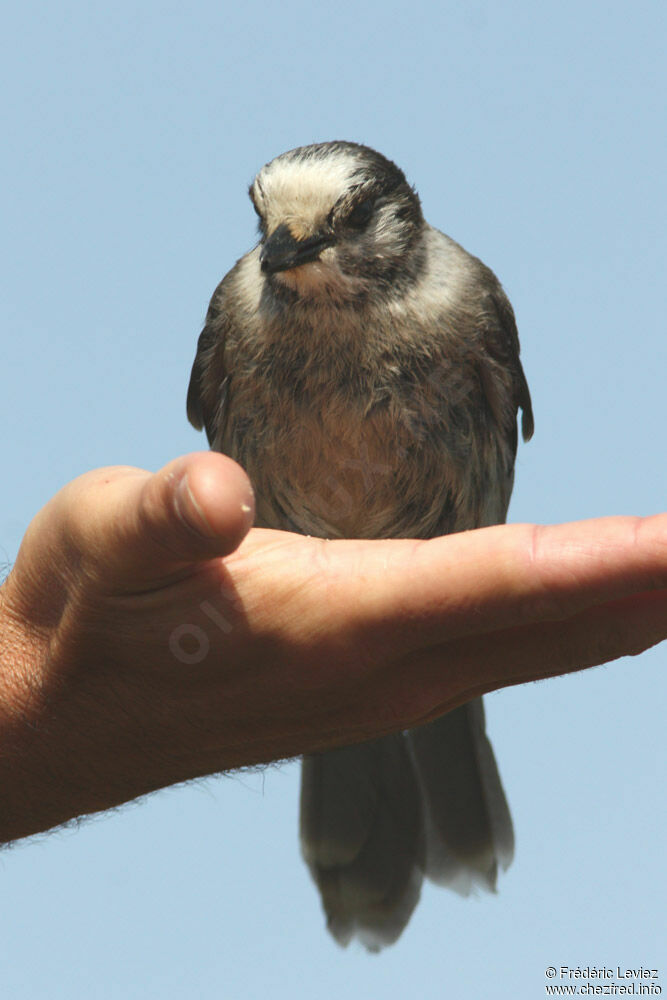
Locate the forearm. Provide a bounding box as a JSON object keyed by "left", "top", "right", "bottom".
{"left": 0, "top": 581, "right": 63, "bottom": 841}
{"left": 0, "top": 579, "right": 178, "bottom": 842}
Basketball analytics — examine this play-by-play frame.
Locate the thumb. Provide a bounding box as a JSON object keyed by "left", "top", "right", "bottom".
{"left": 136, "top": 452, "right": 256, "bottom": 571}
{"left": 10, "top": 453, "right": 255, "bottom": 612}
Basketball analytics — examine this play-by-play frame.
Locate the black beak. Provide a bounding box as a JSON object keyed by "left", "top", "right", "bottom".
{"left": 260, "top": 223, "right": 334, "bottom": 275}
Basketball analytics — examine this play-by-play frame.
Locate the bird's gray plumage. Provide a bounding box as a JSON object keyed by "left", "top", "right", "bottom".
{"left": 187, "top": 140, "right": 533, "bottom": 950}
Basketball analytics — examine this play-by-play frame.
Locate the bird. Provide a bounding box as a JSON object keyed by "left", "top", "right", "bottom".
{"left": 186, "top": 140, "right": 533, "bottom": 951}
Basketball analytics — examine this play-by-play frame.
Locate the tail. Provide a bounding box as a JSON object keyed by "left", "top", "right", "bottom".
{"left": 299, "top": 698, "right": 513, "bottom": 950}
{"left": 407, "top": 699, "right": 514, "bottom": 895}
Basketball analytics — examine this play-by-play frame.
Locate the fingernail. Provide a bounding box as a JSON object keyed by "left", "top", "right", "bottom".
{"left": 174, "top": 473, "right": 216, "bottom": 538}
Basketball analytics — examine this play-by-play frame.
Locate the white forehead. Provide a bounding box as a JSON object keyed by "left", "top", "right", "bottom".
{"left": 253, "top": 149, "right": 360, "bottom": 229}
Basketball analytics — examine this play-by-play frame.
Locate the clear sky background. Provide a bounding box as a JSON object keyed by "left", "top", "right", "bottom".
{"left": 2, "top": 1, "right": 665, "bottom": 997}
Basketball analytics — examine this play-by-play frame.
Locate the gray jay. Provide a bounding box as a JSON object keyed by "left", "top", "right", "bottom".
{"left": 187, "top": 141, "right": 533, "bottom": 950}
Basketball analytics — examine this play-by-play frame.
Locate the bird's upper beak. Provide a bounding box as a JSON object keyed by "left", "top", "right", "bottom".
{"left": 260, "top": 223, "right": 334, "bottom": 275}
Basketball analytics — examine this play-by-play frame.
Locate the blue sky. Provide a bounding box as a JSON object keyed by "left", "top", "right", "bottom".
{"left": 1, "top": 1, "right": 665, "bottom": 996}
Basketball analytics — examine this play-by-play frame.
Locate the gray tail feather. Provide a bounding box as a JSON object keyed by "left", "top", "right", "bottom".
{"left": 299, "top": 697, "right": 513, "bottom": 949}
{"left": 407, "top": 700, "right": 514, "bottom": 896}
{"left": 300, "top": 733, "right": 424, "bottom": 951}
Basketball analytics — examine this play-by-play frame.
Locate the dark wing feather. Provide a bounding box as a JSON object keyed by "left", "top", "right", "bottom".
{"left": 487, "top": 288, "right": 534, "bottom": 443}
{"left": 186, "top": 283, "right": 231, "bottom": 446}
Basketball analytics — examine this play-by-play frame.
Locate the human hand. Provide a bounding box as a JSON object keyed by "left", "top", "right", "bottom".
{"left": 1, "top": 451, "right": 665, "bottom": 843}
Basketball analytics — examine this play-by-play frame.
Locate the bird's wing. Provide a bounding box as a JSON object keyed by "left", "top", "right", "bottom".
{"left": 186, "top": 278, "right": 232, "bottom": 448}
{"left": 484, "top": 284, "right": 534, "bottom": 444}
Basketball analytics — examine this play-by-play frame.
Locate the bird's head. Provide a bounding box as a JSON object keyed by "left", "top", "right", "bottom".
{"left": 248, "top": 142, "right": 424, "bottom": 301}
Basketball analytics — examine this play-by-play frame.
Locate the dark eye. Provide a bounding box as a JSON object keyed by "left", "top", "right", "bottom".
{"left": 347, "top": 198, "right": 374, "bottom": 229}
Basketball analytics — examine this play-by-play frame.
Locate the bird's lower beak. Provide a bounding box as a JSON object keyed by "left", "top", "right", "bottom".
{"left": 260, "top": 223, "right": 334, "bottom": 275}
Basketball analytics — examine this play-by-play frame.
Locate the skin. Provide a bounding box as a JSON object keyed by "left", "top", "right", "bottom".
{"left": 0, "top": 449, "right": 666, "bottom": 845}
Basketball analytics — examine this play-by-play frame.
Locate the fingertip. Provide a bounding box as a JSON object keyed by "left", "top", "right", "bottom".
{"left": 172, "top": 452, "right": 255, "bottom": 555}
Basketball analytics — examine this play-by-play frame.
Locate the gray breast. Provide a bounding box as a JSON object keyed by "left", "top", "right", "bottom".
{"left": 222, "top": 311, "right": 513, "bottom": 539}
